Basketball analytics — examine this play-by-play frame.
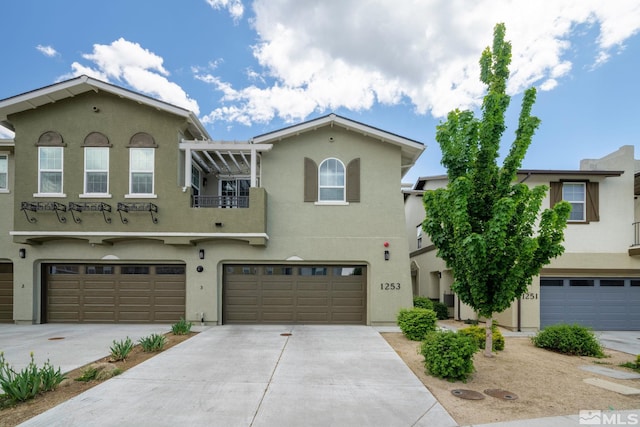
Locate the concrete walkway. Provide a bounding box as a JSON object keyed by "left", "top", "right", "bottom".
{"left": 9, "top": 325, "right": 456, "bottom": 427}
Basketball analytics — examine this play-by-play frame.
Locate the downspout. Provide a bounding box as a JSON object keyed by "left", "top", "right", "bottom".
{"left": 517, "top": 298, "right": 521, "bottom": 332}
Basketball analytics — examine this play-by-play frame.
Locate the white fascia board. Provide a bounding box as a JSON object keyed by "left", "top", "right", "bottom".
{"left": 180, "top": 141, "right": 273, "bottom": 152}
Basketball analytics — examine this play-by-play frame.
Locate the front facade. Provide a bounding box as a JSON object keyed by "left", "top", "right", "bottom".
{"left": 406, "top": 146, "right": 640, "bottom": 331}
{"left": 0, "top": 76, "right": 424, "bottom": 325}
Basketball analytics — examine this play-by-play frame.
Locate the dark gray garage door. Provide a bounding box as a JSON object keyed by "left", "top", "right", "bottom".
{"left": 223, "top": 265, "right": 366, "bottom": 324}
{"left": 44, "top": 264, "right": 185, "bottom": 323}
{"left": 541, "top": 278, "right": 640, "bottom": 330}
{"left": 0, "top": 264, "right": 13, "bottom": 323}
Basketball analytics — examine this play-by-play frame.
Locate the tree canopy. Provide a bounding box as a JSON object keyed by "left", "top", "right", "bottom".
{"left": 422, "top": 23, "right": 571, "bottom": 354}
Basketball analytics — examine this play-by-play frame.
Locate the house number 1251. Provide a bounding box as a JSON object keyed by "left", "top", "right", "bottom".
{"left": 381, "top": 283, "right": 401, "bottom": 290}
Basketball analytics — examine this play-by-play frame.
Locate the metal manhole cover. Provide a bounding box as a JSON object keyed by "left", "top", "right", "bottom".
{"left": 451, "top": 389, "right": 485, "bottom": 400}
{"left": 484, "top": 389, "right": 518, "bottom": 400}
{"left": 48, "top": 337, "right": 65, "bottom": 341}
{"left": 280, "top": 333, "right": 292, "bottom": 336}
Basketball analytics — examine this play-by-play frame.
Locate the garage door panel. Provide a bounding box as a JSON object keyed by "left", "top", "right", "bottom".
{"left": 223, "top": 264, "right": 366, "bottom": 324}
{"left": 541, "top": 278, "right": 640, "bottom": 330}
{"left": 46, "top": 264, "right": 185, "bottom": 323}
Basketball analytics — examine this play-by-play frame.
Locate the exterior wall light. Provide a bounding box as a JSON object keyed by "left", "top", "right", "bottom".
{"left": 199, "top": 249, "right": 205, "bottom": 259}
{"left": 384, "top": 250, "right": 390, "bottom": 261}
{"left": 19, "top": 248, "right": 26, "bottom": 259}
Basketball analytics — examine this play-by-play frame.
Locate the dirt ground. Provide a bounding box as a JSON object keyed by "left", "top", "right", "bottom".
{"left": 0, "top": 332, "right": 197, "bottom": 427}
{"left": 382, "top": 321, "right": 640, "bottom": 425}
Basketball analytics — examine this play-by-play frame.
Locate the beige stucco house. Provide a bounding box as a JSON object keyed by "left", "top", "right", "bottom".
{"left": 0, "top": 75, "right": 424, "bottom": 325}
{"left": 405, "top": 145, "right": 640, "bottom": 331}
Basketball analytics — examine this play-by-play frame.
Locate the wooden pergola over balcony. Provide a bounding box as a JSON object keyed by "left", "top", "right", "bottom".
{"left": 179, "top": 140, "right": 273, "bottom": 190}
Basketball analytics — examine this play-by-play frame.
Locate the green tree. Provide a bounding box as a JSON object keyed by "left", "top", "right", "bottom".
{"left": 422, "top": 23, "right": 571, "bottom": 357}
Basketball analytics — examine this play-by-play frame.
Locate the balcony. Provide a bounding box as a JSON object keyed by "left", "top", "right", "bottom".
{"left": 192, "top": 195, "right": 249, "bottom": 208}
{"left": 629, "top": 222, "right": 640, "bottom": 256}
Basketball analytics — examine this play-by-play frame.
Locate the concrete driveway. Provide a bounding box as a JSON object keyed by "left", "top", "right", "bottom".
{"left": 2, "top": 324, "right": 456, "bottom": 427}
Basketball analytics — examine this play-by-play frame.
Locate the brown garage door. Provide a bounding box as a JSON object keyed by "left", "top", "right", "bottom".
{"left": 44, "top": 264, "right": 185, "bottom": 323}
{"left": 223, "top": 265, "right": 366, "bottom": 324}
{"left": 0, "top": 264, "right": 13, "bottom": 323}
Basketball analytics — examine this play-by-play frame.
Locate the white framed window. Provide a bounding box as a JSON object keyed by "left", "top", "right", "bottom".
{"left": 318, "top": 158, "right": 345, "bottom": 202}
{"left": 191, "top": 165, "right": 201, "bottom": 196}
{"left": 0, "top": 154, "right": 7, "bottom": 192}
{"left": 220, "top": 178, "right": 250, "bottom": 208}
{"left": 416, "top": 224, "right": 423, "bottom": 249}
{"left": 563, "top": 182, "right": 585, "bottom": 222}
{"left": 83, "top": 147, "right": 110, "bottom": 196}
{"left": 127, "top": 148, "right": 155, "bottom": 197}
{"left": 38, "top": 146, "right": 64, "bottom": 195}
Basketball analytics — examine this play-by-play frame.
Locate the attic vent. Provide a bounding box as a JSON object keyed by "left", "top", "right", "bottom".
{"left": 82, "top": 131, "right": 111, "bottom": 147}
{"left": 36, "top": 131, "right": 64, "bottom": 146}
{"left": 128, "top": 132, "right": 157, "bottom": 148}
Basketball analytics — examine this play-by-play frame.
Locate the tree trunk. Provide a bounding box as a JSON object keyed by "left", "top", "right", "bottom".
{"left": 485, "top": 316, "right": 494, "bottom": 357}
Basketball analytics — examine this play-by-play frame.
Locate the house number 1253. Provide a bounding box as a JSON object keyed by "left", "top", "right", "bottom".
{"left": 381, "top": 283, "right": 401, "bottom": 290}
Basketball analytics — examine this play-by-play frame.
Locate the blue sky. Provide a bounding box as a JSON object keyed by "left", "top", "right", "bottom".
{"left": 1, "top": 0, "right": 639, "bottom": 184}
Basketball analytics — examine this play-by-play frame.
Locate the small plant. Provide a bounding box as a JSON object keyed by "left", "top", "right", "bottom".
{"left": 413, "top": 296, "right": 434, "bottom": 310}
{"left": 458, "top": 323, "right": 505, "bottom": 352}
{"left": 0, "top": 352, "right": 65, "bottom": 402}
{"left": 397, "top": 308, "right": 437, "bottom": 341}
{"left": 420, "top": 330, "right": 478, "bottom": 382}
{"left": 531, "top": 324, "right": 604, "bottom": 357}
{"left": 110, "top": 337, "right": 134, "bottom": 361}
{"left": 432, "top": 301, "right": 449, "bottom": 320}
{"left": 463, "top": 318, "right": 478, "bottom": 325}
{"left": 171, "top": 317, "right": 193, "bottom": 335}
{"left": 620, "top": 354, "right": 640, "bottom": 373}
{"left": 75, "top": 366, "right": 99, "bottom": 382}
{"left": 138, "top": 333, "right": 167, "bottom": 352}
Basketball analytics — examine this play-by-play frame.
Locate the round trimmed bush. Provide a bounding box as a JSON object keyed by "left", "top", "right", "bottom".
{"left": 458, "top": 323, "right": 505, "bottom": 351}
{"left": 532, "top": 323, "right": 604, "bottom": 357}
{"left": 420, "top": 330, "right": 479, "bottom": 381}
{"left": 413, "top": 296, "right": 434, "bottom": 310}
{"left": 397, "top": 308, "right": 437, "bottom": 341}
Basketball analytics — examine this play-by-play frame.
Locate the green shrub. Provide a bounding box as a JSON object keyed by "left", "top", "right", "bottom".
{"left": 620, "top": 354, "right": 640, "bottom": 373}
{"left": 413, "top": 296, "right": 433, "bottom": 310}
{"left": 420, "top": 330, "right": 478, "bottom": 382}
{"left": 458, "top": 323, "right": 505, "bottom": 352}
{"left": 171, "top": 317, "right": 193, "bottom": 335}
{"left": 432, "top": 301, "right": 449, "bottom": 320}
{"left": 139, "top": 333, "right": 167, "bottom": 352}
{"left": 397, "top": 308, "right": 437, "bottom": 341}
{"left": 0, "top": 352, "right": 65, "bottom": 402}
{"left": 110, "top": 337, "right": 134, "bottom": 361}
{"left": 75, "top": 366, "right": 99, "bottom": 382}
{"left": 532, "top": 324, "right": 604, "bottom": 357}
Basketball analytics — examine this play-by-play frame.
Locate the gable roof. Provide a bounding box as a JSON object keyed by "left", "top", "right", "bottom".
{"left": 0, "top": 75, "right": 209, "bottom": 139}
{"left": 252, "top": 113, "right": 425, "bottom": 176}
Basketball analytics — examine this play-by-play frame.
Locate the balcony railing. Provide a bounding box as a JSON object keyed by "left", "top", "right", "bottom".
{"left": 191, "top": 195, "right": 249, "bottom": 208}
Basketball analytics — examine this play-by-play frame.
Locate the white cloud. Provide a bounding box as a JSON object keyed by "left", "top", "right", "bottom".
{"left": 36, "top": 45, "right": 58, "bottom": 57}
{"left": 205, "top": 0, "right": 244, "bottom": 21}
{"left": 201, "top": 0, "right": 640, "bottom": 126}
{"left": 62, "top": 38, "right": 200, "bottom": 115}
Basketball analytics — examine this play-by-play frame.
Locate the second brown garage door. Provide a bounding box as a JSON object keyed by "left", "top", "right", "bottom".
{"left": 223, "top": 265, "right": 366, "bottom": 324}
{"left": 44, "top": 264, "right": 185, "bottom": 323}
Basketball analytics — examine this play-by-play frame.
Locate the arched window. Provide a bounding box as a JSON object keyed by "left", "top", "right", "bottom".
{"left": 318, "top": 158, "right": 345, "bottom": 202}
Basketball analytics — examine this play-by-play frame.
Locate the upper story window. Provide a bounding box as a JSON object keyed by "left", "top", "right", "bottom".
{"left": 416, "top": 224, "right": 423, "bottom": 249}
{"left": 129, "top": 148, "right": 154, "bottom": 195}
{"left": 562, "top": 182, "right": 585, "bottom": 222}
{"left": 84, "top": 147, "right": 110, "bottom": 195}
{"left": 319, "top": 158, "right": 345, "bottom": 202}
{"left": 191, "top": 165, "right": 201, "bottom": 196}
{"left": 0, "top": 154, "right": 7, "bottom": 192}
{"left": 304, "top": 157, "right": 360, "bottom": 204}
{"left": 82, "top": 132, "right": 111, "bottom": 197}
{"left": 38, "top": 147, "right": 64, "bottom": 195}
{"left": 35, "top": 131, "right": 65, "bottom": 197}
{"left": 126, "top": 132, "right": 157, "bottom": 198}
{"left": 550, "top": 181, "right": 599, "bottom": 223}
